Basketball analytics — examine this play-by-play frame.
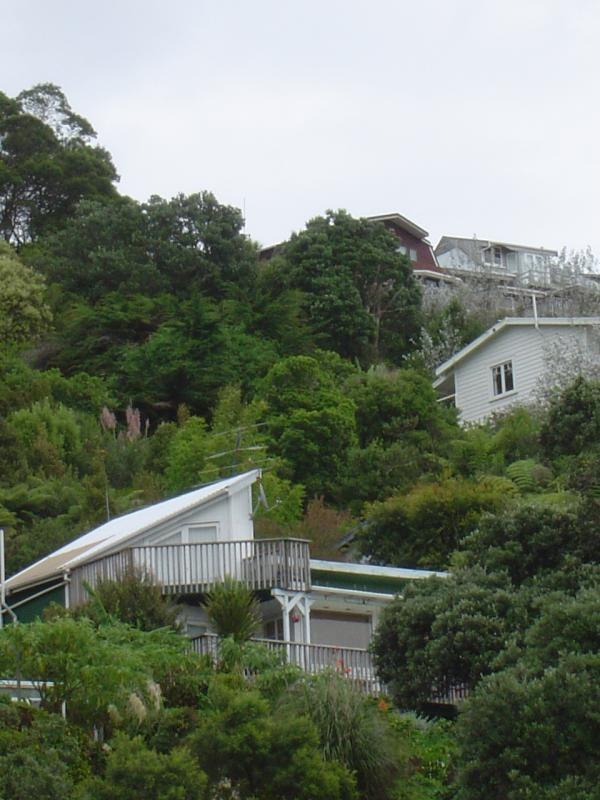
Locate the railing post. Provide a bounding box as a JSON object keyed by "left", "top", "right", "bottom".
{"left": 282, "top": 539, "right": 291, "bottom": 589}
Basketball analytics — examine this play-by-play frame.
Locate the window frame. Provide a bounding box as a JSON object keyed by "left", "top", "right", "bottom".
{"left": 153, "top": 523, "right": 220, "bottom": 545}
{"left": 490, "top": 360, "right": 515, "bottom": 398}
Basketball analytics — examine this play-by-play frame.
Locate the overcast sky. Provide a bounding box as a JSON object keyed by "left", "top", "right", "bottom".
{"left": 4, "top": 1, "right": 600, "bottom": 254}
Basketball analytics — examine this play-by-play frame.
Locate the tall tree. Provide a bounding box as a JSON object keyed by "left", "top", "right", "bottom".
{"left": 260, "top": 354, "right": 358, "bottom": 497}
{"left": 0, "top": 84, "right": 118, "bottom": 245}
{"left": 280, "top": 210, "right": 421, "bottom": 364}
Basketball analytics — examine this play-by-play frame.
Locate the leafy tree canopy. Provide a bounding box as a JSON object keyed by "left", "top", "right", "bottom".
{"left": 455, "top": 654, "right": 600, "bottom": 800}
{"left": 372, "top": 569, "right": 518, "bottom": 709}
{"left": 261, "top": 354, "right": 358, "bottom": 497}
{"left": 279, "top": 210, "right": 421, "bottom": 364}
{"left": 0, "top": 84, "right": 117, "bottom": 245}
{"left": 455, "top": 502, "right": 599, "bottom": 586}
{"left": 0, "top": 242, "right": 51, "bottom": 345}
{"left": 540, "top": 376, "right": 600, "bottom": 458}
{"left": 360, "top": 476, "right": 512, "bottom": 569}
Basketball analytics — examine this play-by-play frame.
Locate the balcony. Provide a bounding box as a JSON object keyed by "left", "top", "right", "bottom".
{"left": 68, "top": 538, "right": 311, "bottom": 607}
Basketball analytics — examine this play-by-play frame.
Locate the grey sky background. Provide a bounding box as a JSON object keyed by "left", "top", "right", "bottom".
{"left": 3, "top": 1, "right": 600, "bottom": 255}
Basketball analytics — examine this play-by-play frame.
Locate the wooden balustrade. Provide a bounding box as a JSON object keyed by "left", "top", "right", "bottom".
{"left": 69, "top": 550, "right": 135, "bottom": 607}
{"left": 191, "top": 633, "right": 384, "bottom": 695}
{"left": 191, "top": 634, "right": 470, "bottom": 704}
{"left": 69, "top": 538, "right": 310, "bottom": 606}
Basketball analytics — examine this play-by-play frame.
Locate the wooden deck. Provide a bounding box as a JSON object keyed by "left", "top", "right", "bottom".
{"left": 191, "top": 633, "right": 384, "bottom": 695}
{"left": 69, "top": 538, "right": 311, "bottom": 606}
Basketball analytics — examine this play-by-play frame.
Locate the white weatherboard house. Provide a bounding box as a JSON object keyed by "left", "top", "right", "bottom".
{"left": 435, "top": 236, "right": 559, "bottom": 287}
{"left": 1, "top": 470, "right": 443, "bottom": 694}
{"left": 434, "top": 317, "right": 600, "bottom": 424}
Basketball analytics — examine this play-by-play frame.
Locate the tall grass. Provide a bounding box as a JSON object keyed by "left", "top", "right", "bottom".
{"left": 282, "top": 672, "right": 407, "bottom": 800}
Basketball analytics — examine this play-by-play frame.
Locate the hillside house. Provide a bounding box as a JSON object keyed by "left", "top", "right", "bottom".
{"left": 366, "top": 213, "right": 456, "bottom": 286}
{"left": 435, "top": 236, "right": 559, "bottom": 288}
{"left": 1, "top": 470, "right": 444, "bottom": 693}
{"left": 434, "top": 317, "right": 600, "bottom": 423}
{"left": 260, "top": 211, "right": 457, "bottom": 287}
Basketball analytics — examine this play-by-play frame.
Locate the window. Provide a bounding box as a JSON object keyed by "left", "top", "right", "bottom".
{"left": 154, "top": 524, "right": 218, "bottom": 545}
{"left": 188, "top": 525, "right": 218, "bottom": 543}
{"left": 397, "top": 243, "right": 417, "bottom": 262}
{"left": 491, "top": 361, "right": 514, "bottom": 396}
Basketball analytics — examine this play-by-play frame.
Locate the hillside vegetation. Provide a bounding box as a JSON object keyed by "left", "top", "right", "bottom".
{"left": 1, "top": 84, "right": 600, "bottom": 799}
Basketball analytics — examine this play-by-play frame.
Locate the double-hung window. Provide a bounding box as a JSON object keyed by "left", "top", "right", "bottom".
{"left": 491, "top": 361, "right": 514, "bottom": 396}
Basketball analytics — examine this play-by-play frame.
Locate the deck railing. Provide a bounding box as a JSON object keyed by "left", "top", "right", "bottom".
{"left": 191, "top": 633, "right": 383, "bottom": 695}
{"left": 69, "top": 538, "right": 311, "bottom": 606}
{"left": 191, "top": 634, "right": 470, "bottom": 704}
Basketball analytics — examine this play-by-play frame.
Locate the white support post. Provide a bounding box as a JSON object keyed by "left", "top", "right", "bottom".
{"left": 64, "top": 572, "right": 70, "bottom": 609}
{"left": 281, "top": 599, "right": 291, "bottom": 642}
{"left": 0, "top": 528, "right": 16, "bottom": 626}
{"left": 302, "top": 595, "right": 313, "bottom": 645}
{"left": 271, "top": 589, "right": 313, "bottom": 645}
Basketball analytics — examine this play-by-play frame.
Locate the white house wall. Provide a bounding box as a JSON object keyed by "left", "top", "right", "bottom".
{"left": 138, "top": 488, "right": 254, "bottom": 547}
{"left": 226, "top": 485, "right": 254, "bottom": 541}
{"left": 455, "top": 324, "right": 585, "bottom": 423}
{"left": 437, "top": 247, "right": 477, "bottom": 271}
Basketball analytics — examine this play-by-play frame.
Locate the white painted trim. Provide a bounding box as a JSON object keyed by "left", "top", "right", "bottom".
{"left": 5, "top": 581, "right": 68, "bottom": 612}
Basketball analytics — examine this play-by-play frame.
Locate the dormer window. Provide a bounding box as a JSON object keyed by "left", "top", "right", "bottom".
{"left": 492, "top": 361, "right": 514, "bottom": 396}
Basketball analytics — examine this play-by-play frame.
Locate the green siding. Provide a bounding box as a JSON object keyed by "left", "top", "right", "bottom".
{"left": 2, "top": 582, "right": 65, "bottom": 624}
{"left": 311, "top": 570, "right": 408, "bottom": 596}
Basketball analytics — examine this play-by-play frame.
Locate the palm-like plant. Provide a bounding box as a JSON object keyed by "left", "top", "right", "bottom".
{"left": 202, "top": 578, "right": 261, "bottom": 643}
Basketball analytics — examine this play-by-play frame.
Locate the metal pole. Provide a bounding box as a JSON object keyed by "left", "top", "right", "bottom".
{"left": 0, "top": 528, "right": 5, "bottom": 629}
{"left": 0, "top": 529, "right": 17, "bottom": 626}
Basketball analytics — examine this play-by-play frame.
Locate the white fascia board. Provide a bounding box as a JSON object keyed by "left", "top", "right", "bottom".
{"left": 414, "top": 269, "right": 461, "bottom": 284}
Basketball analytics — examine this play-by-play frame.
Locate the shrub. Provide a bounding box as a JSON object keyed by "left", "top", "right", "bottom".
{"left": 360, "top": 477, "right": 511, "bottom": 569}
{"left": 80, "top": 568, "right": 180, "bottom": 632}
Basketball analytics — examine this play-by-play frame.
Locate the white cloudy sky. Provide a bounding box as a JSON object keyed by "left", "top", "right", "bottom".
{"left": 3, "top": 0, "right": 600, "bottom": 253}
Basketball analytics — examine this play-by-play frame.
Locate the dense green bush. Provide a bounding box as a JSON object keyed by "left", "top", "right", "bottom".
{"left": 455, "top": 654, "right": 600, "bottom": 800}
{"left": 540, "top": 377, "right": 600, "bottom": 458}
{"left": 360, "top": 477, "right": 511, "bottom": 569}
{"left": 372, "top": 569, "right": 518, "bottom": 708}
{"left": 456, "top": 502, "right": 599, "bottom": 585}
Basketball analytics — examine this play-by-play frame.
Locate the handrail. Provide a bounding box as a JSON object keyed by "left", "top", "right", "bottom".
{"left": 190, "top": 633, "right": 383, "bottom": 695}
{"left": 69, "top": 538, "right": 311, "bottom": 606}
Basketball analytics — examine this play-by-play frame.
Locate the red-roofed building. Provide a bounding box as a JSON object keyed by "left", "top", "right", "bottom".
{"left": 367, "top": 213, "right": 456, "bottom": 285}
